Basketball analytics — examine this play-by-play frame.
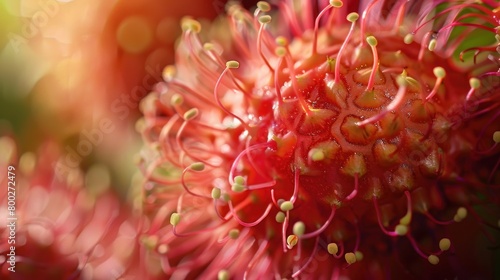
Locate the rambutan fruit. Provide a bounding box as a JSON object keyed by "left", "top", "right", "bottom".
{"left": 138, "top": 1, "right": 500, "bottom": 278}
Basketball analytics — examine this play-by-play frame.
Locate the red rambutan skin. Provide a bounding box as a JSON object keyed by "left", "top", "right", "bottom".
{"left": 138, "top": 1, "right": 500, "bottom": 278}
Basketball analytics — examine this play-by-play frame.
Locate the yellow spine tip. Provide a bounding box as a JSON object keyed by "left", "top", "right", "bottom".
{"left": 287, "top": 235, "right": 298, "bottom": 247}
{"left": 439, "top": 238, "right": 451, "bottom": 251}
{"left": 181, "top": 17, "right": 201, "bottom": 33}
{"left": 456, "top": 207, "right": 467, "bottom": 220}
{"left": 345, "top": 252, "right": 357, "bottom": 264}
{"left": 428, "top": 254, "right": 439, "bottom": 265}
{"left": 275, "top": 36, "right": 289, "bottom": 46}
{"left": 327, "top": 243, "right": 339, "bottom": 255}
{"left": 494, "top": 131, "right": 500, "bottom": 143}
{"left": 399, "top": 213, "right": 412, "bottom": 225}
{"left": 162, "top": 65, "right": 176, "bottom": 81}
{"left": 203, "top": 42, "right": 214, "bottom": 51}
{"left": 217, "top": 270, "right": 229, "bottom": 280}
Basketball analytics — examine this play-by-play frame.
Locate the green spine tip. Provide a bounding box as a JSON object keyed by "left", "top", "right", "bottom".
{"left": 293, "top": 221, "right": 305, "bottom": 237}
{"left": 234, "top": 175, "right": 245, "bottom": 185}
{"left": 229, "top": 229, "right": 240, "bottom": 239}
{"left": 428, "top": 39, "right": 437, "bottom": 51}
{"left": 170, "top": 213, "right": 180, "bottom": 226}
{"left": 170, "top": 94, "right": 183, "bottom": 106}
{"left": 395, "top": 224, "right": 408, "bottom": 236}
{"left": 366, "top": 36, "right": 378, "bottom": 47}
{"left": 280, "top": 201, "right": 294, "bottom": 211}
{"left": 226, "top": 60, "right": 240, "bottom": 69}
{"left": 399, "top": 213, "right": 411, "bottom": 225}
{"left": 355, "top": 251, "right": 364, "bottom": 261}
{"left": 309, "top": 148, "right": 325, "bottom": 161}
{"left": 259, "top": 15, "right": 272, "bottom": 24}
{"left": 183, "top": 108, "right": 199, "bottom": 120}
{"left": 141, "top": 235, "right": 158, "bottom": 249}
{"left": 331, "top": 0, "right": 343, "bottom": 8}
{"left": 347, "top": 12, "right": 359, "bottom": 23}
{"left": 257, "top": 1, "right": 271, "bottom": 12}
{"left": 275, "top": 211, "right": 285, "bottom": 223}
{"left": 433, "top": 67, "right": 446, "bottom": 78}
{"left": 469, "top": 77, "right": 480, "bottom": 89}
{"left": 275, "top": 46, "right": 287, "bottom": 57}
{"left": 232, "top": 183, "right": 245, "bottom": 192}
{"left": 190, "top": 162, "right": 205, "bottom": 171}
{"left": 211, "top": 187, "right": 221, "bottom": 199}
{"left": 396, "top": 75, "right": 408, "bottom": 87}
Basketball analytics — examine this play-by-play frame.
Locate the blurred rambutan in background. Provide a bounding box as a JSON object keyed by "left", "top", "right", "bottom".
{"left": 0, "top": 136, "right": 141, "bottom": 279}
{"left": 138, "top": 0, "right": 500, "bottom": 279}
